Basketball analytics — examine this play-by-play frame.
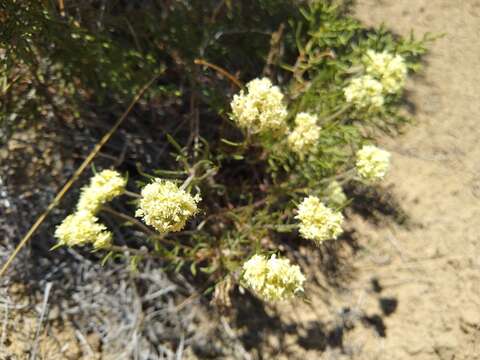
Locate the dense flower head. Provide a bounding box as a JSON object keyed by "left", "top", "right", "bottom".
{"left": 295, "top": 196, "right": 344, "bottom": 244}
{"left": 135, "top": 179, "right": 200, "bottom": 233}
{"left": 242, "top": 254, "right": 306, "bottom": 302}
{"left": 77, "top": 169, "right": 126, "bottom": 213}
{"left": 344, "top": 75, "right": 384, "bottom": 111}
{"left": 287, "top": 112, "right": 321, "bottom": 157}
{"left": 54, "top": 210, "right": 113, "bottom": 249}
{"left": 356, "top": 145, "right": 391, "bottom": 181}
{"left": 364, "top": 50, "right": 407, "bottom": 94}
{"left": 231, "top": 77, "right": 288, "bottom": 134}
{"left": 326, "top": 181, "right": 347, "bottom": 207}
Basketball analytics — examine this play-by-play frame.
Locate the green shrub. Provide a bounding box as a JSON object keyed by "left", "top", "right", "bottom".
{"left": 2, "top": 0, "right": 433, "bottom": 303}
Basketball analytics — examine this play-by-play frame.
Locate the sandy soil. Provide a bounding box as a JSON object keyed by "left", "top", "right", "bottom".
{"left": 266, "top": 1, "right": 480, "bottom": 359}
{"left": 352, "top": 1, "right": 480, "bottom": 359}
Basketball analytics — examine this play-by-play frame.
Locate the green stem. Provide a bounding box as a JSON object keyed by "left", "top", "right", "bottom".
{"left": 124, "top": 190, "right": 141, "bottom": 198}
{"left": 101, "top": 206, "right": 156, "bottom": 235}
{"left": 264, "top": 224, "right": 298, "bottom": 231}
{"left": 100, "top": 206, "right": 193, "bottom": 249}
{"left": 180, "top": 173, "right": 196, "bottom": 190}
{"left": 318, "top": 168, "right": 357, "bottom": 186}
{"left": 108, "top": 245, "right": 180, "bottom": 261}
{"left": 322, "top": 104, "right": 353, "bottom": 125}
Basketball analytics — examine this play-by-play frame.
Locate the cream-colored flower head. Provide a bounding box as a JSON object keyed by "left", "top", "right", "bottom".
{"left": 287, "top": 112, "right": 321, "bottom": 157}
{"left": 326, "top": 181, "right": 347, "bottom": 207}
{"left": 356, "top": 145, "right": 391, "bottom": 181}
{"left": 364, "top": 50, "right": 407, "bottom": 94}
{"left": 295, "top": 196, "right": 344, "bottom": 244}
{"left": 344, "top": 75, "right": 384, "bottom": 111}
{"left": 54, "top": 210, "right": 113, "bottom": 248}
{"left": 135, "top": 179, "right": 200, "bottom": 233}
{"left": 77, "top": 169, "right": 126, "bottom": 213}
{"left": 231, "top": 77, "right": 288, "bottom": 134}
{"left": 242, "top": 254, "right": 305, "bottom": 302}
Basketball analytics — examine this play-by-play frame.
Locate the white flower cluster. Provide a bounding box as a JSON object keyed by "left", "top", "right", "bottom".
{"left": 136, "top": 179, "right": 200, "bottom": 233}
{"left": 355, "top": 145, "right": 391, "bottom": 181}
{"left": 287, "top": 112, "right": 321, "bottom": 157}
{"left": 55, "top": 210, "right": 112, "bottom": 249}
{"left": 364, "top": 50, "right": 407, "bottom": 94}
{"left": 242, "top": 254, "right": 306, "bottom": 302}
{"left": 295, "top": 195, "right": 344, "bottom": 244}
{"left": 77, "top": 169, "right": 127, "bottom": 213}
{"left": 344, "top": 50, "right": 407, "bottom": 111}
{"left": 55, "top": 169, "right": 126, "bottom": 249}
{"left": 344, "top": 75, "right": 384, "bottom": 111}
{"left": 231, "top": 78, "right": 288, "bottom": 134}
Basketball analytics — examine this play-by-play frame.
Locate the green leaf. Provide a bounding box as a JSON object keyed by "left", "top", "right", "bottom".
{"left": 220, "top": 138, "right": 244, "bottom": 147}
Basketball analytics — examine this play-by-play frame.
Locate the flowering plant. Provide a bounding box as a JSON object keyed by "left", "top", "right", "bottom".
{"left": 43, "top": 1, "right": 432, "bottom": 304}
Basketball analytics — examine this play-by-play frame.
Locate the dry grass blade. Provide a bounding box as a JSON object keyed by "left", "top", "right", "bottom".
{"left": 30, "top": 282, "right": 53, "bottom": 360}
{"left": 0, "top": 74, "right": 161, "bottom": 278}
{"left": 194, "top": 58, "right": 243, "bottom": 88}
